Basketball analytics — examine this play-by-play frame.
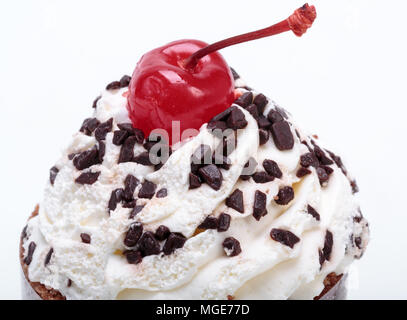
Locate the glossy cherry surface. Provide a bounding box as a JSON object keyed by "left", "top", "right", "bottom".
{"left": 127, "top": 39, "right": 235, "bottom": 144}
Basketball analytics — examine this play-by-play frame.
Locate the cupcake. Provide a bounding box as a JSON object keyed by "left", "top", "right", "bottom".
{"left": 20, "top": 4, "right": 369, "bottom": 300}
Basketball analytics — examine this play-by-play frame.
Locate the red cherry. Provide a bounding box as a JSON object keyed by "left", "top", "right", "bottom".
{"left": 127, "top": 4, "right": 316, "bottom": 145}
{"left": 127, "top": 40, "right": 235, "bottom": 144}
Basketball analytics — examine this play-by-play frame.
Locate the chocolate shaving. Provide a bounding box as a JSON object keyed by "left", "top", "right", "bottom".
{"left": 253, "top": 94, "right": 268, "bottom": 114}
{"left": 223, "top": 237, "right": 242, "bottom": 257}
{"left": 252, "top": 171, "right": 274, "bottom": 183}
{"left": 217, "top": 213, "right": 231, "bottom": 232}
{"left": 108, "top": 188, "right": 124, "bottom": 212}
{"left": 226, "top": 108, "right": 248, "bottom": 130}
{"left": 24, "top": 242, "right": 36, "bottom": 265}
{"left": 92, "top": 96, "right": 101, "bottom": 109}
{"left": 234, "top": 92, "right": 253, "bottom": 108}
{"left": 119, "top": 75, "right": 131, "bottom": 87}
{"left": 253, "top": 190, "right": 267, "bottom": 220}
{"left": 198, "top": 165, "right": 223, "bottom": 190}
{"left": 49, "top": 166, "right": 59, "bottom": 185}
{"left": 275, "top": 186, "right": 294, "bottom": 205}
{"left": 198, "top": 216, "right": 218, "bottom": 230}
{"left": 307, "top": 205, "right": 321, "bottom": 221}
{"left": 106, "top": 81, "right": 121, "bottom": 90}
{"left": 156, "top": 188, "right": 168, "bottom": 198}
{"left": 138, "top": 180, "right": 157, "bottom": 199}
{"left": 80, "top": 118, "right": 100, "bottom": 135}
{"left": 44, "top": 248, "right": 53, "bottom": 266}
{"left": 189, "top": 173, "right": 202, "bottom": 189}
{"left": 155, "top": 225, "right": 170, "bottom": 241}
{"left": 163, "top": 233, "right": 187, "bottom": 255}
{"left": 138, "top": 231, "right": 161, "bottom": 256}
{"left": 129, "top": 205, "right": 145, "bottom": 219}
{"left": 75, "top": 171, "right": 100, "bottom": 185}
{"left": 270, "top": 228, "right": 300, "bottom": 248}
{"left": 80, "top": 233, "right": 91, "bottom": 244}
{"left": 124, "top": 222, "right": 143, "bottom": 247}
{"left": 263, "top": 159, "right": 282, "bottom": 179}
{"left": 226, "top": 189, "right": 244, "bottom": 213}
{"left": 124, "top": 174, "right": 139, "bottom": 201}
{"left": 94, "top": 118, "right": 113, "bottom": 141}
{"left": 118, "top": 136, "right": 137, "bottom": 163}
{"left": 319, "top": 230, "right": 333, "bottom": 266}
{"left": 125, "top": 250, "right": 142, "bottom": 264}
{"left": 73, "top": 147, "right": 99, "bottom": 170}
{"left": 270, "top": 121, "right": 294, "bottom": 151}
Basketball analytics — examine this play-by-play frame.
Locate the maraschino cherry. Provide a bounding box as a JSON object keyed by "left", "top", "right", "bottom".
{"left": 127, "top": 4, "right": 316, "bottom": 145}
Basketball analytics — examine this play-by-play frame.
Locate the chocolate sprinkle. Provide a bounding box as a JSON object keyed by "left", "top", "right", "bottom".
{"left": 24, "top": 242, "right": 36, "bottom": 265}
{"left": 319, "top": 230, "right": 333, "bottom": 266}
{"left": 245, "top": 104, "right": 259, "bottom": 120}
{"left": 270, "top": 228, "right": 300, "bottom": 248}
{"left": 73, "top": 147, "right": 99, "bottom": 170}
{"left": 163, "top": 233, "right": 187, "bottom": 255}
{"left": 275, "top": 186, "right": 294, "bottom": 205}
{"left": 313, "top": 145, "right": 334, "bottom": 166}
{"left": 106, "top": 81, "right": 121, "bottom": 90}
{"left": 138, "top": 180, "right": 157, "bottom": 199}
{"left": 296, "top": 167, "right": 311, "bottom": 178}
{"left": 217, "top": 213, "right": 231, "bottom": 232}
{"left": 125, "top": 250, "right": 142, "bottom": 264}
{"left": 267, "top": 109, "right": 284, "bottom": 124}
{"left": 256, "top": 116, "right": 271, "bottom": 129}
{"left": 253, "top": 94, "right": 268, "bottom": 114}
{"left": 259, "top": 129, "right": 269, "bottom": 145}
{"left": 189, "top": 173, "right": 202, "bottom": 189}
{"left": 156, "top": 188, "right": 168, "bottom": 198}
{"left": 133, "top": 151, "right": 153, "bottom": 166}
{"left": 113, "top": 130, "right": 129, "bottom": 145}
{"left": 234, "top": 92, "right": 253, "bottom": 108}
{"left": 253, "top": 171, "right": 274, "bottom": 183}
{"left": 253, "top": 190, "right": 267, "bottom": 221}
{"left": 300, "top": 152, "right": 319, "bottom": 168}
{"left": 67, "top": 279, "right": 72, "bottom": 287}
{"left": 317, "top": 167, "right": 330, "bottom": 185}
{"left": 80, "top": 118, "right": 100, "bottom": 135}
{"left": 226, "top": 108, "right": 248, "bottom": 130}
{"left": 118, "top": 136, "right": 137, "bottom": 163}
{"left": 119, "top": 75, "right": 131, "bottom": 87}
{"left": 75, "top": 171, "right": 100, "bottom": 185}
{"left": 94, "top": 118, "right": 113, "bottom": 141}
{"left": 122, "top": 200, "right": 137, "bottom": 208}
{"left": 263, "top": 159, "right": 282, "bottom": 179}
{"left": 198, "top": 164, "right": 223, "bottom": 190}
{"left": 44, "top": 248, "right": 53, "bottom": 266}
{"left": 108, "top": 188, "right": 124, "bottom": 212}
{"left": 351, "top": 180, "right": 359, "bottom": 194}
{"left": 210, "top": 106, "right": 236, "bottom": 122}
{"left": 155, "top": 225, "right": 170, "bottom": 241}
{"left": 230, "top": 67, "right": 240, "bottom": 80}
{"left": 124, "top": 222, "right": 143, "bottom": 247}
{"left": 124, "top": 174, "right": 139, "bottom": 201}
{"left": 98, "top": 141, "right": 105, "bottom": 163}
{"left": 129, "top": 205, "right": 145, "bottom": 219}
{"left": 80, "top": 233, "right": 91, "bottom": 244}
{"left": 307, "top": 205, "right": 321, "bottom": 221}
{"left": 139, "top": 231, "right": 161, "bottom": 256}
{"left": 92, "top": 96, "right": 101, "bottom": 109}
{"left": 271, "top": 121, "right": 294, "bottom": 150}
{"left": 226, "top": 189, "right": 244, "bottom": 213}
{"left": 198, "top": 216, "right": 218, "bottom": 230}
{"left": 223, "top": 237, "right": 242, "bottom": 257}
{"left": 49, "top": 166, "right": 59, "bottom": 185}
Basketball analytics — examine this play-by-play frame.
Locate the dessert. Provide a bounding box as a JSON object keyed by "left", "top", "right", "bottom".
{"left": 20, "top": 4, "right": 369, "bottom": 300}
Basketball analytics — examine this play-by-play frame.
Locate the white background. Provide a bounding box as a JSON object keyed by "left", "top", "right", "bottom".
{"left": 0, "top": 0, "right": 406, "bottom": 299}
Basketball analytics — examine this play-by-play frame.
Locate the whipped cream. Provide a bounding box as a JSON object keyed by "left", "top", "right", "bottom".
{"left": 22, "top": 78, "right": 369, "bottom": 300}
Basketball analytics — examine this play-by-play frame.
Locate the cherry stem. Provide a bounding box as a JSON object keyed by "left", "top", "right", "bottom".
{"left": 184, "top": 3, "right": 317, "bottom": 71}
